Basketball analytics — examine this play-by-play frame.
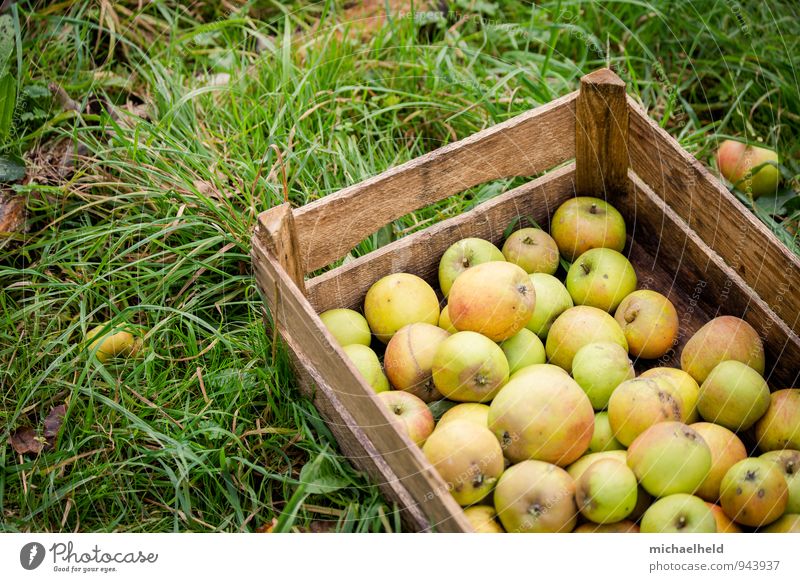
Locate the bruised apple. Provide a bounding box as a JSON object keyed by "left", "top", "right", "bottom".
{"left": 550, "top": 197, "right": 626, "bottom": 262}
{"left": 501, "top": 228, "right": 559, "bottom": 275}
{"left": 680, "top": 316, "right": 765, "bottom": 383}
{"left": 384, "top": 323, "right": 449, "bottom": 402}
{"left": 607, "top": 377, "right": 683, "bottom": 447}
{"left": 448, "top": 262, "right": 535, "bottom": 341}
{"left": 438, "top": 238, "right": 504, "bottom": 297}
{"left": 364, "top": 273, "right": 439, "bottom": 343}
{"left": 760, "top": 450, "right": 800, "bottom": 514}
{"left": 640, "top": 367, "right": 701, "bottom": 423}
{"left": 719, "top": 458, "right": 788, "bottom": 527}
{"left": 431, "top": 331, "right": 509, "bottom": 402}
{"left": 423, "top": 420, "right": 504, "bottom": 506}
{"left": 614, "top": 290, "right": 679, "bottom": 359}
{"left": 545, "top": 306, "right": 627, "bottom": 373}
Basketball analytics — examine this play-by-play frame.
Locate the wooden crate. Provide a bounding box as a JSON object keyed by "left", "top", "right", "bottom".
{"left": 251, "top": 68, "right": 800, "bottom": 532}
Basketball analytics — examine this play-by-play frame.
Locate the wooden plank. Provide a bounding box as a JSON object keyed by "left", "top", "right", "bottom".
{"left": 294, "top": 91, "right": 578, "bottom": 273}
{"left": 575, "top": 68, "right": 629, "bottom": 197}
{"left": 251, "top": 238, "right": 472, "bottom": 532}
{"left": 255, "top": 203, "right": 306, "bottom": 294}
{"left": 307, "top": 164, "right": 578, "bottom": 313}
{"left": 627, "top": 96, "right": 800, "bottom": 338}
{"left": 619, "top": 171, "right": 800, "bottom": 387}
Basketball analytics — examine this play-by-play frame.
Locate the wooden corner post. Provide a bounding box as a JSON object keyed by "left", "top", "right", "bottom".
{"left": 575, "top": 68, "right": 629, "bottom": 198}
{"left": 255, "top": 203, "right": 306, "bottom": 295}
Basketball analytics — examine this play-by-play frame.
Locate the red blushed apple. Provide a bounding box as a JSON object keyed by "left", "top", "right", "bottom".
{"left": 614, "top": 290, "right": 679, "bottom": 359}
{"left": 717, "top": 140, "right": 780, "bottom": 198}
{"left": 706, "top": 503, "right": 742, "bottom": 533}
{"left": 680, "top": 315, "right": 765, "bottom": 384}
{"left": 377, "top": 390, "right": 434, "bottom": 447}
{"left": 550, "top": 197, "right": 626, "bottom": 262}
{"left": 755, "top": 389, "right": 800, "bottom": 452}
{"left": 690, "top": 422, "right": 747, "bottom": 503}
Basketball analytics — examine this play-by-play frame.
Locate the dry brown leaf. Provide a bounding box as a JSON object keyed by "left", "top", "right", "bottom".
{"left": 9, "top": 427, "right": 43, "bottom": 455}
{"left": 0, "top": 190, "right": 26, "bottom": 236}
{"left": 44, "top": 404, "right": 66, "bottom": 450}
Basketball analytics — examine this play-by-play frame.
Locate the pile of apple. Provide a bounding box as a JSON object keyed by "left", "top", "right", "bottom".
{"left": 319, "top": 196, "right": 799, "bottom": 534}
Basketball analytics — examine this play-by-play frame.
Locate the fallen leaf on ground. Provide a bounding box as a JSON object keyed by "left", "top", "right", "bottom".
{"left": 44, "top": 404, "right": 66, "bottom": 450}
{"left": 0, "top": 189, "right": 25, "bottom": 236}
{"left": 9, "top": 427, "right": 43, "bottom": 455}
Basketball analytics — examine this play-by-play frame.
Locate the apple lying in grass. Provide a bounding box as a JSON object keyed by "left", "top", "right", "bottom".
{"left": 566, "top": 248, "right": 637, "bottom": 312}
{"left": 755, "top": 389, "right": 800, "bottom": 452}
{"left": 86, "top": 325, "right": 136, "bottom": 362}
{"left": 364, "top": 273, "right": 440, "bottom": 343}
{"left": 575, "top": 458, "right": 638, "bottom": 524}
{"left": 680, "top": 315, "right": 765, "bottom": 383}
{"left": 431, "top": 331, "right": 509, "bottom": 402}
{"left": 641, "top": 494, "right": 717, "bottom": 533}
{"left": 614, "top": 290, "right": 679, "bottom": 359}
{"left": 383, "top": 323, "right": 448, "bottom": 402}
{"left": 717, "top": 140, "right": 780, "bottom": 198}
{"left": 571, "top": 341, "right": 635, "bottom": 410}
{"left": 550, "top": 197, "right": 626, "bottom": 262}
{"left": 760, "top": 449, "right": 800, "bottom": 514}
{"left": 720, "top": 457, "right": 788, "bottom": 527}
{"left": 697, "top": 360, "right": 770, "bottom": 431}
{"left": 640, "top": 367, "right": 701, "bottom": 423}
{"left": 499, "top": 328, "right": 546, "bottom": 374}
{"left": 343, "top": 344, "right": 390, "bottom": 394}
{"left": 494, "top": 460, "right": 578, "bottom": 533}
{"left": 423, "top": 420, "right": 504, "bottom": 506}
{"left": 319, "top": 308, "right": 371, "bottom": 347}
{"left": 448, "top": 261, "right": 535, "bottom": 341}
{"left": 488, "top": 366, "right": 594, "bottom": 466}
{"left": 627, "top": 421, "right": 712, "bottom": 497}
{"left": 545, "top": 306, "right": 627, "bottom": 373}
{"left": 607, "top": 377, "right": 683, "bottom": 447}
{"left": 691, "top": 422, "right": 747, "bottom": 503}
{"left": 463, "top": 505, "right": 505, "bottom": 533}
{"left": 438, "top": 238, "right": 504, "bottom": 297}
{"left": 377, "top": 390, "right": 434, "bottom": 446}
{"left": 502, "top": 228, "right": 560, "bottom": 274}
{"left": 525, "top": 273, "right": 574, "bottom": 339}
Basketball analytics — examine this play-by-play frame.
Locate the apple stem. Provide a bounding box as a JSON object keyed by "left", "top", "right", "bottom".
{"left": 589, "top": 203, "right": 598, "bottom": 214}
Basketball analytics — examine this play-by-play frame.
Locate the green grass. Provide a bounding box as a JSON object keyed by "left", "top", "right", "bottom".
{"left": 1, "top": 0, "right": 798, "bottom": 532}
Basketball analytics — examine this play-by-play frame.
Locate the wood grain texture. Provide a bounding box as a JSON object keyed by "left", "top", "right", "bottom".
{"left": 307, "top": 164, "right": 578, "bottom": 313}
{"left": 294, "top": 91, "right": 578, "bottom": 273}
{"left": 627, "top": 96, "right": 800, "bottom": 338}
{"left": 251, "top": 239, "right": 472, "bottom": 532}
{"left": 575, "top": 68, "right": 629, "bottom": 197}
{"left": 620, "top": 171, "right": 800, "bottom": 387}
{"left": 255, "top": 203, "right": 306, "bottom": 294}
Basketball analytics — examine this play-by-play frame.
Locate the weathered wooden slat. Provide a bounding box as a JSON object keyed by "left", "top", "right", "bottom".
{"left": 575, "top": 68, "right": 629, "bottom": 197}
{"left": 307, "top": 164, "right": 577, "bottom": 313}
{"left": 620, "top": 171, "right": 800, "bottom": 387}
{"left": 627, "top": 96, "right": 800, "bottom": 338}
{"left": 251, "top": 238, "right": 471, "bottom": 532}
{"left": 294, "top": 91, "right": 578, "bottom": 273}
{"left": 256, "top": 203, "right": 307, "bottom": 293}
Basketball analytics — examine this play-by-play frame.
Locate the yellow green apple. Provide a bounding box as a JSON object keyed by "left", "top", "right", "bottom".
{"left": 550, "top": 197, "right": 626, "bottom": 262}
{"left": 525, "top": 273, "right": 573, "bottom": 339}
{"left": 364, "top": 273, "right": 440, "bottom": 343}
{"left": 438, "top": 237, "right": 504, "bottom": 297}
{"left": 680, "top": 315, "right": 765, "bottom": 383}
{"left": 566, "top": 450, "right": 628, "bottom": 482}
{"left": 627, "top": 421, "right": 712, "bottom": 497}
{"left": 697, "top": 360, "right": 770, "bottom": 431}
{"left": 499, "top": 328, "right": 545, "bottom": 374}
{"left": 571, "top": 341, "right": 635, "bottom": 410}
{"left": 319, "top": 308, "right": 371, "bottom": 347}
{"left": 641, "top": 494, "right": 716, "bottom": 533}
{"left": 755, "top": 388, "right": 800, "bottom": 451}
{"left": 488, "top": 366, "right": 594, "bottom": 466}
{"left": 720, "top": 457, "right": 788, "bottom": 527}
{"left": 588, "top": 411, "right": 625, "bottom": 453}
{"left": 690, "top": 422, "right": 747, "bottom": 502}
{"left": 566, "top": 248, "right": 637, "bottom": 312}
{"left": 575, "top": 458, "right": 638, "bottom": 524}
{"left": 377, "top": 390, "right": 434, "bottom": 446}
{"left": 437, "top": 304, "right": 458, "bottom": 334}
{"left": 436, "top": 402, "right": 490, "bottom": 430}
{"left": 86, "top": 325, "right": 136, "bottom": 362}
{"left": 383, "top": 323, "right": 449, "bottom": 402}
{"left": 545, "top": 306, "right": 627, "bottom": 373}
{"left": 494, "top": 460, "right": 577, "bottom": 533}
{"left": 431, "top": 331, "right": 509, "bottom": 402}
{"left": 716, "top": 140, "right": 780, "bottom": 198}
{"left": 448, "top": 261, "right": 535, "bottom": 341}
{"left": 342, "top": 344, "right": 390, "bottom": 393}
{"left": 608, "top": 377, "right": 683, "bottom": 446}
{"left": 501, "top": 228, "right": 559, "bottom": 274}
{"left": 463, "top": 505, "right": 505, "bottom": 533}
{"left": 614, "top": 290, "right": 678, "bottom": 359}
{"left": 760, "top": 449, "right": 800, "bottom": 514}
{"left": 573, "top": 520, "right": 639, "bottom": 533}
{"left": 760, "top": 514, "right": 800, "bottom": 533}
{"left": 422, "top": 420, "right": 504, "bottom": 506}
